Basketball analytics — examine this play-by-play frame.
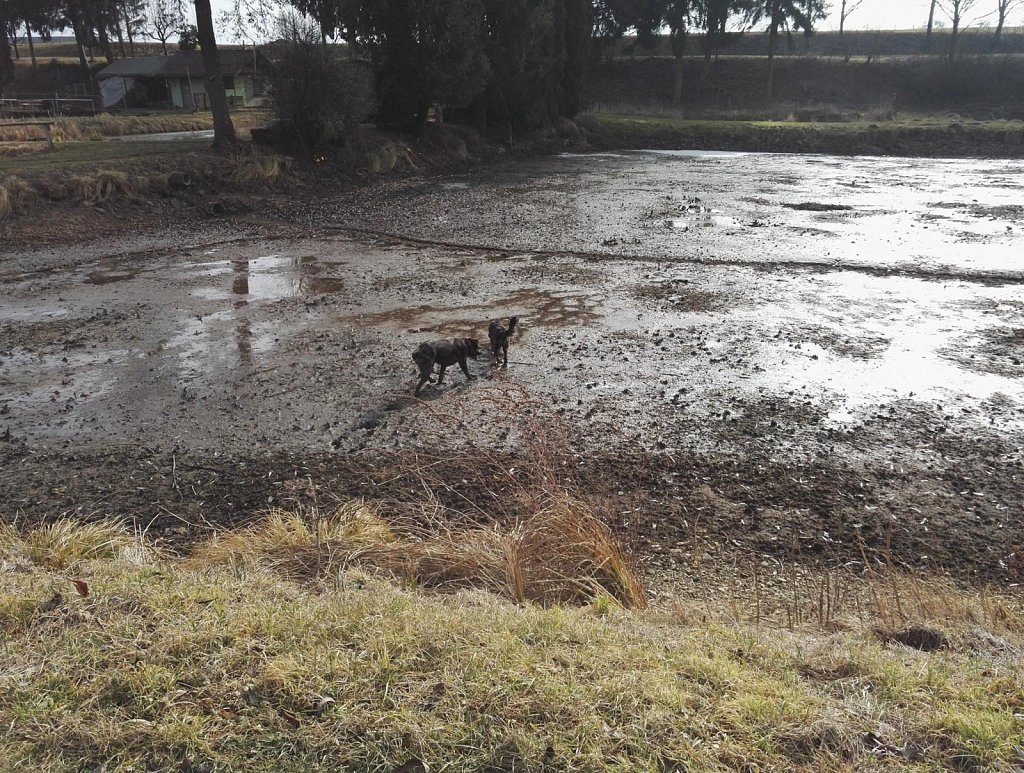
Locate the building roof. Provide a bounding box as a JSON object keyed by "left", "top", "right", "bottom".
{"left": 97, "top": 50, "right": 263, "bottom": 80}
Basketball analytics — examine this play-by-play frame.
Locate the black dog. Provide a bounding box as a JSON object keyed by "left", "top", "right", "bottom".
{"left": 412, "top": 338, "right": 480, "bottom": 396}
{"left": 488, "top": 316, "right": 519, "bottom": 368}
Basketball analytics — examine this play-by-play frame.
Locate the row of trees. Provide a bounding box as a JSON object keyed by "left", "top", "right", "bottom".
{"left": 925, "top": 0, "right": 1024, "bottom": 58}
{"left": 0, "top": 0, "right": 862, "bottom": 146}
{"left": 263, "top": 0, "right": 826, "bottom": 134}
{"left": 6, "top": 0, "right": 1024, "bottom": 150}
{"left": 3, "top": 0, "right": 199, "bottom": 68}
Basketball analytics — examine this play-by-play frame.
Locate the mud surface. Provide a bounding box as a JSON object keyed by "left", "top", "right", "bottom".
{"left": 3, "top": 151, "right": 1023, "bottom": 585}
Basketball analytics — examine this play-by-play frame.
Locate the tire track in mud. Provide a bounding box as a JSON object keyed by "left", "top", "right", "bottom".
{"left": 4, "top": 222, "right": 1022, "bottom": 287}
{"left": 321, "top": 225, "right": 1024, "bottom": 286}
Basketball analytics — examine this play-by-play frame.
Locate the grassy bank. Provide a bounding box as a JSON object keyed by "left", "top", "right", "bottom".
{"left": 0, "top": 119, "right": 486, "bottom": 226}
{"left": 0, "top": 110, "right": 272, "bottom": 144}
{"left": 0, "top": 142, "right": 293, "bottom": 223}
{"left": 2, "top": 515, "right": 1023, "bottom": 771}
{"left": 580, "top": 113, "right": 1024, "bottom": 157}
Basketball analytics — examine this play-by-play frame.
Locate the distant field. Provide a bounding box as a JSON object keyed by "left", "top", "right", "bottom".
{"left": 587, "top": 54, "right": 1024, "bottom": 119}
{"left": 11, "top": 40, "right": 167, "bottom": 60}
{"left": 580, "top": 113, "right": 1024, "bottom": 157}
{"left": 611, "top": 26, "right": 1024, "bottom": 58}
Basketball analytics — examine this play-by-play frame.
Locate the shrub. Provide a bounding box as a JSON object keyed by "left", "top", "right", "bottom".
{"left": 265, "top": 15, "right": 375, "bottom": 155}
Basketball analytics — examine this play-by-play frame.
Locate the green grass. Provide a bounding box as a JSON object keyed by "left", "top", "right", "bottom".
{"left": 0, "top": 111, "right": 271, "bottom": 144}
{"left": 0, "top": 138, "right": 211, "bottom": 174}
{"left": 1, "top": 518, "right": 1022, "bottom": 771}
{"left": 587, "top": 112, "right": 1024, "bottom": 133}
{"left": 580, "top": 112, "right": 1024, "bottom": 156}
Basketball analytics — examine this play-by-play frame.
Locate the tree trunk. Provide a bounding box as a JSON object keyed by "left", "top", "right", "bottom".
{"left": 114, "top": 18, "right": 127, "bottom": 58}
{"left": 123, "top": 5, "right": 137, "bottom": 57}
{"left": 474, "top": 97, "right": 487, "bottom": 133}
{"left": 948, "top": 9, "right": 960, "bottom": 63}
{"left": 839, "top": 0, "right": 846, "bottom": 35}
{"left": 766, "top": 16, "right": 778, "bottom": 103}
{"left": 162, "top": 38, "right": 168, "bottom": 55}
{"left": 0, "top": 19, "right": 14, "bottom": 97}
{"left": 11, "top": 28, "right": 20, "bottom": 59}
{"left": 925, "top": 0, "right": 937, "bottom": 53}
{"left": 97, "top": 23, "right": 115, "bottom": 63}
{"left": 194, "top": 0, "right": 237, "bottom": 148}
{"left": 701, "top": 43, "right": 713, "bottom": 85}
{"left": 994, "top": 8, "right": 1005, "bottom": 49}
{"left": 69, "top": 14, "right": 94, "bottom": 86}
{"left": 26, "top": 25, "right": 37, "bottom": 68}
{"left": 672, "top": 54, "right": 685, "bottom": 108}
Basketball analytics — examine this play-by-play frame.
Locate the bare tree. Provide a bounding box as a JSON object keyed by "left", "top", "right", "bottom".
{"left": 926, "top": 0, "right": 938, "bottom": 51}
{"left": 144, "top": 0, "right": 183, "bottom": 54}
{"left": 994, "top": 0, "right": 1024, "bottom": 47}
{"left": 745, "top": 0, "right": 827, "bottom": 103}
{"left": 939, "top": 0, "right": 981, "bottom": 61}
{"left": 839, "top": 0, "right": 864, "bottom": 34}
{"left": 193, "top": 0, "right": 237, "bottom": 147}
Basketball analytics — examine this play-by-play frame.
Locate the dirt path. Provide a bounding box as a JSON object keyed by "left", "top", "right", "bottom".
{"left": 2, "top": 150, "right": 1023, "bottom": 584}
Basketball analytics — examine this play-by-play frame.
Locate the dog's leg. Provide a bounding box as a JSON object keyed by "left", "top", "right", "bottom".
{"left": 501, "top": 341, "right": 509, "bottom": 368}
{"left": 458, "top": 356, "right": 475, "bottom": 381}
{"left": 414, "top": 372, "right": 431, "bottom": 396}
{"left": 437, "top": 365, "right": 448, "bottom": 385}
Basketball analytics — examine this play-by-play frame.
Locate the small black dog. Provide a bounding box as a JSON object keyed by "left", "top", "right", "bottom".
{"left": 412, "top": 338, "right": 480, "bottom": 396}
{"left": 488, "top": 316, "right": 519, "bottom": 368}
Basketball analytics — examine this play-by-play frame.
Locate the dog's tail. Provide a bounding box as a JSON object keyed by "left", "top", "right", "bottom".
{"left": 506, "top": 316, "right": 519, "bottom": 336}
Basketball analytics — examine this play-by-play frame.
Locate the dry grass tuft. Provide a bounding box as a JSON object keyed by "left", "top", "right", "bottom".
{"left": 71, "top": 171, "right": 135, "bottom": 204}
{"left": 230, "top": 151, "right": 290, "bottom": 185}
{"left": 2, "top": 518, "right": 151, "bottom": 570}
{"left": 515, "top": 493, "right": 648, "bottom": 608}
{"left": 0, "top": 111, "right": 271, "bottom": 144}
{"left": 0, "top": 175, "right": 31, "bottom": 219}
{"left": 368, "top": 141, "right": 419, "bottom": 173}
{"left": 196, "top": 494, "right": 647, "bottom": 608}
{"left": 195, "top": 501, "right": 395, "bottom": 576}
{"left": 193, "top": 392, "right": 646, "bottom": 607}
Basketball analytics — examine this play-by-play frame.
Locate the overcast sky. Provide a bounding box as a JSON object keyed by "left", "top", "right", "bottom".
{"left": 199, "top": 0, "right": 1006, "bottom": 43}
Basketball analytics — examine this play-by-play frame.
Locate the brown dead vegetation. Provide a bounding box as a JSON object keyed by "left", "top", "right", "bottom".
{"left": 196, "top": 394, "right": 646, "bottom": 608}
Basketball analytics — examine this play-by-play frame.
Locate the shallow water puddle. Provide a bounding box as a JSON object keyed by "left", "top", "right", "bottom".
{"left": 637, "top": 149, "right": 749, "bottom": 159}
{"left": 183, "top": 254, "right": 346, "bottom": 301}
{"left": 670, "top": 214, "right": 741, "bottom": 230}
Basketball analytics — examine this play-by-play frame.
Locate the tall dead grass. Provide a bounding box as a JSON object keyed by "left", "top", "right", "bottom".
{"left": 197, "top": 495, "right": 646, "bottom": 608}
{"left": 197, "top": 388, "right": 647, "bottom": 608}
{"left": 71, "top": 171, "right": 135, "bottom": 204}
{"left": 367, "top": 141, "right": 419, "bottom": 173}
{"left": 230, "top": 151, "right": 291, "bottom": 185}
{"left": 0, "top": 112, "right": 271, "bottom": 144}
{"left": 0, "top": 175, "right": 31, "bottom": 219}
{"left": 0, "top": 146, "right": 291, "bottom": 216}
{"left": 0, "top": 518, "right": 152, "bottom": 570}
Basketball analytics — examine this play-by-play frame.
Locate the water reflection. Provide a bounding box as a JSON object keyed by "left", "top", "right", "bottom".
{"left": 232, "top": 260, "right": 253, "bottom": 367}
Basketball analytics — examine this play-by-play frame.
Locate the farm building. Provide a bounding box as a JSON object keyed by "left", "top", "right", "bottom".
{"left": 96, "top": 50, "right": 269, "bottom": 111}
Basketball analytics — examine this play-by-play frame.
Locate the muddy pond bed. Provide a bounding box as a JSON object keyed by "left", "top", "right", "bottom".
{"left": 2, "top": 150, "right": 1023, "bottom": 586}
